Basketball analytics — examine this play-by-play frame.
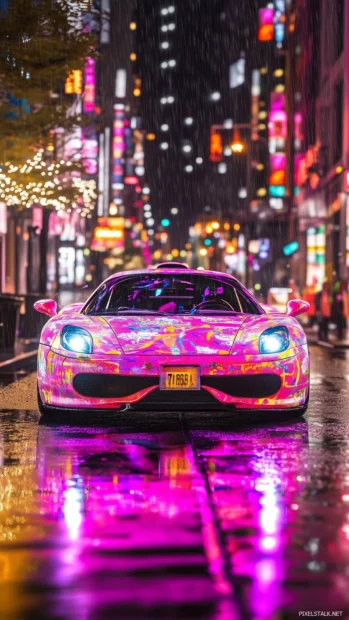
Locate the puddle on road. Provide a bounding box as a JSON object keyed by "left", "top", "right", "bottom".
{"left": 0, "top": 349, "right": 349, "bottom": 618}
{"left": 0, "top": 410, "right": 231, "bottom": 620}
{"left": 0, "top": 406, "right": 348, "bottom": 618}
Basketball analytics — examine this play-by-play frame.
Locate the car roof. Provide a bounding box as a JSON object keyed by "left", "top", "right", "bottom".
{"left": 104, "top": 268, "right": 242, "bottom": 285}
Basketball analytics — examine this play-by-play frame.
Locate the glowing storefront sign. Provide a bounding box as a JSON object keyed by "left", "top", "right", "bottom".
{"left": 251, "top": 69, "right": 261, "bottom": 141}
{"left": 112, "top": 105, "right": 125, "bottom": 204}
{"left": 274, "top": 0, "right": 286, "bottom": 47}
{"left": 0, "top": 202, "right": 7, "bottom": 235}
{"left": 65, "top": 70, "right": 83, "bottom": 95}
{"left": 270, "top": 185, "right": 285, "bottom": 197}
{"left": 270, "top": 154, "right": 286, "bottom": 186}
{"left": 258, "top": 8, "right": 274, "bottom": 41}
{"left": 92, "top": 217, "right": 125, "bottom": 251}
{"left": 124, "top": 176, "right": 138, "bottom": 185}
{"left": 306, "top": 226, "right": 325, "bottom": 286}
{"left": 283, "top": 241, "right": 299, "bottom": 256}
{"left": 83, "top": 57, "right": 95, "bottom": 113}
{"left": 346, "top": 200, "right": 349, "bottom": 267}
{"left": 229, "top": 58, "right": 245, "bottom": 89}
{"left": 269, "top": 92, "right": 287, "bottom": 199}
{"left": 82, "top": 130, "right": 98, "bottom": 175}
{"left": 115, "top": 69, "right": 127, "bottom": 99}
{"left": 210, "top": 131, "right": 223, "bottom": 162}
{"left": 95, "top": 228, "right": 123, "bottom": 240}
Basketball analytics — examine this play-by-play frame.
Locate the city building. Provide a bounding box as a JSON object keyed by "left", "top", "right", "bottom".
{"left": 93, "top": 0, "right": 151, "bottom": 280}
{"left": 137, "top": 0, "right": 299, "bottom": 295}
{"left": 137, "top": 0, "right": 253, "bottom": 261}
{"left": 294, "top": 0, "right": 348, "bottom": 291}
{"left": 240, "top": 0, "right": 292, "bottom": 296}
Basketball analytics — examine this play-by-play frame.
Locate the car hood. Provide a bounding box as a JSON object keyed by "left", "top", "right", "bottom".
{"left": 105, "top": 315, "right": 249, "bottom": 356}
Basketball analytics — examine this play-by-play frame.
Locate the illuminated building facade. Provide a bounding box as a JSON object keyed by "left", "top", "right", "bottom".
{"left": 244, "top": 1, "right": 291, "bottom": 295}
{"left": 292, "top": 0, "right": 348, "bottom": 290}
{"left": 95, "top": 0, "right": 149, "bottom": 277}
{"left": 137, "top": 0, "right": 254, "bottom": 262}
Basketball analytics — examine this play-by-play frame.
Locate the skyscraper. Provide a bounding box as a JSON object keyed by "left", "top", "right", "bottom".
{"left": 137, "top": 0, "right": 252, "bottom": 250}
{"left": 95, "top": 0, "right": 150, "bottom": 276}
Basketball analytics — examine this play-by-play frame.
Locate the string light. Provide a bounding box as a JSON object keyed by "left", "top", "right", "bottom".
{"left": 0, "top": 150, "right": 96, "bottom": 212}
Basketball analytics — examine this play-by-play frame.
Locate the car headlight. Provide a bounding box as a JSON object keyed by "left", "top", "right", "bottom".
{"left": 259, "top": 326, "right": 289, "bottom": 354}
{"left": 61, "top": 325, "right": 93, "bottom": 354}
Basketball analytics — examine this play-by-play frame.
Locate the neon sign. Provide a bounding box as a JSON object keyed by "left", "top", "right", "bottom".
{"left": 258, "top": 8, "right": 274, "bottom": 41}
{"left": 65, "top": 70, "right": 82, "bottom": 95}
{"left": 82, "top": 130, "right": 98, "bottom": 175}
{"left": 269, "top": 92, "right": 287, "bottom": 200}
{"left": 210, "top": 131, "right": 222, "bottom": 162}
{"left": 112, "top": 104, "right": 125, "bottom": 202}
{"left": 274, "top": 0, "right": 286, "bottom": 47}
{"left": 83, "top": 58, "right": 95, "bottom": 113}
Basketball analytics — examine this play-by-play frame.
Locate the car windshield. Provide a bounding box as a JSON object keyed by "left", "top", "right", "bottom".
{"left": 83, "top": 273, "right": 261, "bottom": 315}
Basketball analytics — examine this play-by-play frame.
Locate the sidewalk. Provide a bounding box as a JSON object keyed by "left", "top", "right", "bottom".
{"left": 0, "top": 338, "right": 38, "bottom": 366}
{"left": 0, "top": 289, "right": 91, "bottom": 366}
{"left": 304, "top": 325, "right": 349, "bottom": 349}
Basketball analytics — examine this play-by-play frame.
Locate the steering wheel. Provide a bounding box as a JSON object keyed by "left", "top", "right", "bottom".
{"left": 190, "top": 299, "right": 235, "bottom": 313}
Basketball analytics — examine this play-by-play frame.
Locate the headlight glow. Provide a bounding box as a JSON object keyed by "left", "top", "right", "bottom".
{"left": 61, "top": 326, "right": 93, "bottom": 354}
{"left": 259, "top": 326, "right": 289, "bottom": 354}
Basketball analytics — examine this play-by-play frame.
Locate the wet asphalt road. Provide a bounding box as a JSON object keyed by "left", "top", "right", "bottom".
{"left": 0, "top": 345, "right": 349, "bottom": 619}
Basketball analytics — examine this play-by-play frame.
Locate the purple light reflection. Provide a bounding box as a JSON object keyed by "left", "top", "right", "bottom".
{"left": 62, "top": 480, "right": 84, "bottom": 542}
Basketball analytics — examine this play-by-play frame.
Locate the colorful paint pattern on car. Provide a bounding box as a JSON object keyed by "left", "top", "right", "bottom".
{"left": 35, "top": 268, "right": 310, "bottom": 413}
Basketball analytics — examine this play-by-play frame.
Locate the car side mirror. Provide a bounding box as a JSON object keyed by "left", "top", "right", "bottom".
{"left": 286, "top": 299, "right": 310, "bottom": 317}
{"left": 33, "top": 299, "right": 58, "bottom": 317}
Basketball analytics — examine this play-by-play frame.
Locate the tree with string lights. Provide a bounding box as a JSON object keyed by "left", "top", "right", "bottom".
{"left": 0, "top": 151, "right": 96, "bottom": 217}
{"left": 0, "top": 0, "right": 95, "bottom": 165}
{"left": 0, "top": 0, "right": 98, "bottom": 292}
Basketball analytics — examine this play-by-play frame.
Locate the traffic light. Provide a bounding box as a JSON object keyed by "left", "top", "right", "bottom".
{"left": 230, "top": 128, "right": 244, "bottom": 153}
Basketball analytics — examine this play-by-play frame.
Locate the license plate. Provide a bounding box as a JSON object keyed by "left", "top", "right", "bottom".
{"left": 160, "top": 366, "right": 200, "bottom": 391}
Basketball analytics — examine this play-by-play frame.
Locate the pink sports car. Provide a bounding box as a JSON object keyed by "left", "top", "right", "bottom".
{"left": 34, "top": 263, "right": 310, "bottom": 417}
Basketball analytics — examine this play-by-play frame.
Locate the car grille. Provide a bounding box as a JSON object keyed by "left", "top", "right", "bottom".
{"left": 73, "top": 374, "right": 156, "bottom": 398}
{"left": 73, "top": 373, "right": 281, "bottom": 401}
{"left": 203, "top": 374, "right": 281, "bottom": 398}
{"left": 135, "top": 388, "right": 224, "bottom": 410}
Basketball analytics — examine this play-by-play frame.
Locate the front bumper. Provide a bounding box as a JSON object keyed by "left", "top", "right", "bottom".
{"left": 37, "top": 345, "right": 309, "bottom": 411}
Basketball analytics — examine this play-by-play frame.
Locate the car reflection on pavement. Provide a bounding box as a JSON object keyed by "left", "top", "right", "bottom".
{"left": 0, "top": 407, "right": 348, "bottom": 619}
